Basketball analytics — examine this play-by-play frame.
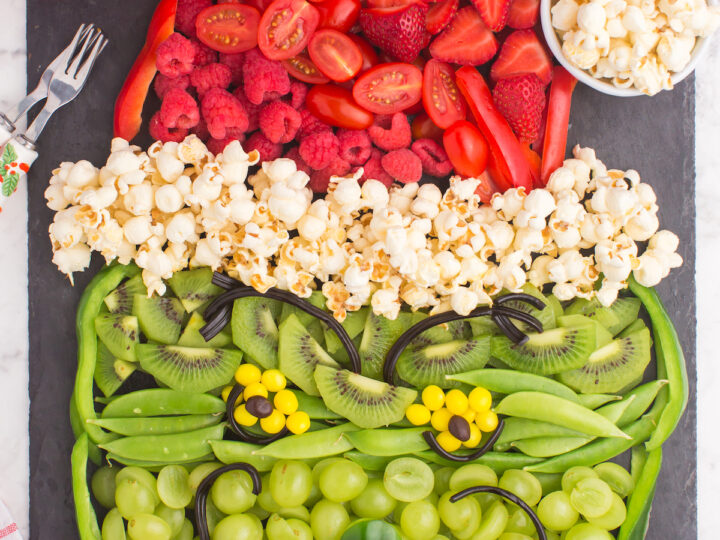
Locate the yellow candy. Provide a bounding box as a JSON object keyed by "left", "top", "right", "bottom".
{"left": 405, "top": 404, "right": 432, "bottom": 426}
{"left": 476, "top": 409, "right": 499, "bottom": 432}
{"left": 430, "top": 408, "right": 452, "bottom": 432}
{"left": 274, "top": 389, "right": 299, "bottom": 415}
{"left": 422, "top": 385, "right": 445, "bottom": 411}
{"left": 244, "top": 382, "right": 269, "bottom": 400}
{"left": 235, "top": 364, "right": 262, "bottom": 386}
{"left": 463, "top": 424, "right": 482, "bottom": 448}
{"left": 261, "top": 369, "right": 287, "bottom": 392}
{"left": 468, "top": 387, "right": 492, "bottom": 412}
{"left": 445, "top": 389, "right": 469, "bottom": 416}
{"left": 260, "top": 409, "right": 286, "bottom": 434}
{"left": 221, "top": 386, "right": 234, "bottom": 402}
{"left": 436, "top": 431, "right": 462, "bottom": 453}
{"left": 286, "top": 411, "right": 311, "bottom": 434}
{"left": 462, "top": 409, "right": 476, "bottom": 423}
{"left": 233, "top": 405, "right": 257, "bottom": 427}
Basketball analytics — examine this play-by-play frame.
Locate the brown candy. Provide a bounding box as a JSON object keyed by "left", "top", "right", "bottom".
{"left": 448, "top": 415, "right": 471, "bottom": 442}
{"left": 245, "top": 395, "right": 274, "bottom": 419}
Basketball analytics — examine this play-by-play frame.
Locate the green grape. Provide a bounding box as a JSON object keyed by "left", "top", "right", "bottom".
{"left": 266, "top": 513, "right": 297, "bottom": 540}
{"left": 564, "top": 522, "right": 613, "bottom": 540}
{"left": 115, "top": 478, "right": 157, "bottom": 519}
{"left": 101, "top": 507, "right": 126, "bottom": 540}
{"left": 470, "top": 499, "right": 508, "bottom": 540}
{"left": 277, "top": 506, "right": 310, "bottom": 522}
{"left": 437, "top": 491, "right": 480, "bottom": 533}
{"left": 400, "top": 500, "right": 441, "bottom": 540}
{"left": 592, "top": 463, "right": 634, "bottom": 498}
{"left": 270, "top": 460, "right": 313, "bottom": 507}
{"left": 117, "top": 467, "right": 159, "bottom": 504}
{"left": 155, "top": 503, "right": 184, "bottom": 536}
{"left": 498, "top": 470, "right": 542, "bottom": 507}
{"left": 433, "top": 468, "right": 455, "bottom": 496}
{"left": 92, "top": 466, "right": 119, "bottom": 509}
{"left": 247, "top": 504, "right": 270, "bottom": 521}
{"left": 537, "top": 491, "right": 579, "bottom": 531}
{"left": 173, "top": 518, "right": 194, "bottom": 540}
{"left": 258, "top": 474, "right": 282, "bottom": 513}
{"left": 211, "top": 470, "right": 257, "bottom": 514}
{"left": 305, "top": 483, "right": 323, "bottom": 508}
{"left": 312, "top": 458, "right": 345, "bottom": 484}
{"left": 384, "top": 458, "right": 434, "bottom": 503}
{"left": 475, "top": 493, "right": 501, "bottom": 513}
{"left": 449, "top": 465, "right": 498, "bottom": 492}
{"left": 127, "top": 513, "right": 172, "bottom": 540}
{"left": 562, "top": 467, "right": 598, "bottom": 495}
{"left": 351, "top": 479, "right": 397, "bottom": 519}
{"left": 211, "top": 513, "right": 263, "bottom": 540}
{"left": 545, "top": 530, "right": 561, "bottom": 540}
{"left": 188, "top": 462, "right": 223, "bottom": 495}
{"left": 319, "top": 460, "right": 368, "bottom": 503}
{"left": 570, "top": 478, "right": 613, "bottom": 518}
{"left": 157, "top": 465, "right": 192, "bottom": 509}
{"left": 586, "top": 493, "right": 626, "bottom": 530}
{"left": 310, "top": 499, "right": 350, "bottom": 540}
{"left": 286, "top": 519, "right": 313, "bottom": 540}
{"left": 206, "top": 497, "right": 226, "bottom": 536}
{"left": 504, "top": 506, "right": 536, "bottom": 536}
{"left": 497, "top": 533, "right": 533, "bottom": 540}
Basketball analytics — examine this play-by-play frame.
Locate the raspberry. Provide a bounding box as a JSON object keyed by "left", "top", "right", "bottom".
{"left": 219, "top": 52, "right": 245, "bottom": 85}
{"left": 288, "top": 81, "right": 308, "bottom": 109}
{"left": 233, "top": 87, "right": 262, "bottom": 132}
{"left": 359, "top": 148, "right": 393, "bottom": 187}
{"left": 192, "top": 39, "right": 219, "bottom": 66}
{"left": 201, "top": 87, "right": 249, "bottom": 139}
{"left": 156, "top": 33, "right": 197, "bottom": 78}
{"left": 298, "top": 108, "right": 331, "bottom": 140}
{"left": 492, "top": 74, "right": 546, "bottom": 143}
{"left": 337, "top": 129, "right": 372, "bottom": 166}
{"left": 299, "top": 130, "right": 340, "bottom": 170}
{"left": 160, "top": 88, "right": 200, "bottom": 129}
{"left": 154, "top": 73, "right": 190, "bottom": 100}
{"left": 381, "top": 148, "right": 422, "bottom": 183}
{"left": 176, "top": 0, "right": 213, "bottom": 37}
{"left": 242, "top": 48, "right": 291, "bottom": 105}
{"left": 245, "top": 132, "right": 284, "bottom": 162}
{"left": 192, "top": 116, "right": 210, "bottom": 141}
{"left": 309, "top": 156, "right": 351, "bottom": 193}
{"left": 149, "top": 112, "right": 189, "bottom": 143}
{"left": 283, "top": 147, "right": 312, "bottom": 176}
{"left": 259, "top": 101, "right": 302, "bottom": 144}
{"left": 411, "top": 138, "right": 453, "bottom": 177}
{"left": 190, "top": 63, "right": 232, "bottom": 96}
{"left": 368, "top": 113, "right": 412, "bottom": 151}
{"left": 207, "top": 135, "right": 244, "bottom": 155}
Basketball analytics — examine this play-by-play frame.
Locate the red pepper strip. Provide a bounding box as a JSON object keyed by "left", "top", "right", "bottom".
{"left": 113, "top": 0, "right": 177, "bottom": 141}
{"left": 521, "top": 143, "right": 542, "bottom": 188}
{"left": 540, "top": 66, "right": 578, "bottom": 185}
{"left": 455, "top": 66, "right": 533, "bottom": 192}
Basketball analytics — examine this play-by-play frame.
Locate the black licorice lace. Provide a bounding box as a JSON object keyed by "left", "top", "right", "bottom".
{"left": 422, "top": 418, "right": 506, "bottom": 463}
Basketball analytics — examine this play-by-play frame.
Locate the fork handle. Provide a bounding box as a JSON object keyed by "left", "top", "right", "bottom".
{"left": 0, "top": 137, "right": 37, "bottom": 214}
{"left": 0, "top": 115, "right": 15, "bottom": 146}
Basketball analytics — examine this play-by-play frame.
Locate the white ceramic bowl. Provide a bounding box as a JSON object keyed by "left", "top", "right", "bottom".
{"left": 539, "top": 0, "right": 715, "bottom": 97}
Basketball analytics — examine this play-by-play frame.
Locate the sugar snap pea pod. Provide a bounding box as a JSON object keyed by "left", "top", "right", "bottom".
{"left": 209, "top": 440, "right": 278, "bottom": 471}
{"left": 534, "top": 472, "right": 563, "bottom": 495}
{"left": 106, "top": 453, "right": 215, "bottom": 471}
{"left": 495, "top": 392, "right": 631, "bottom": 439}
{"left": 617, "top": 380, "right": 669, "bottom": 427}
{"left": 576, "top": 394, "right": 622, "bottom": 409}
{"left": 88, "top": 413, "right": 223, "bottom": 436}
{"left": 618, "top": 447, "right": 662, "bottom": 540}
{"left": 71, "top": 433, "right": 102, "bottom": 540}
{"left": 345, "top": 428, "right": 429, "bottom": 456}
{"left": 75, "top": 263, "right": 141, "bottom": 444}
{"left": 69, "top": 393, "right": 104, "bottom": 466}
{"left": 628, "top": 277, "right": 688, "bottom": 450}
{"left": 414, "top": 450, "right": 543, "bottom": 473}
{"left": 289, "top": 389, "right": 342, "bottom": 419}
{"left": 343, "top": 451, "right": 397, "bottom": 471}
{"left": 495, "top": 418, "right": 586, "bottom": 448}
{"left": 101, "top": 388, "right": 226, "bottom": 418}
{"left": 255, "top": 423, "right": 359, "bottom": 459}
{"left": 630, "top": 445, "right": 649, "bottom": 487}
{"left": 446, "top": 369, "right": 579, "bottom": 402}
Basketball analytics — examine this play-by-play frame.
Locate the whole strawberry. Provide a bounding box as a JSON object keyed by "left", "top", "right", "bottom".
{"left": 492, "top": 74, "right": 546, "bottom": 143}
{"left": 360, "top": 4, "right": 429, "bottom": 63}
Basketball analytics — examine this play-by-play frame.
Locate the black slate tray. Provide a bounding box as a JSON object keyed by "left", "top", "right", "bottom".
{"left": 26, "top": 2, "right": 696, "bottom": 538}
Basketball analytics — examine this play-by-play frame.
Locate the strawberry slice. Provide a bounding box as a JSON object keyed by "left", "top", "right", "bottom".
{"left": 507, "top": 0, "right": 540, "bottom": 29}
{"left": 426, "top": 0, "right": 458, "bottom": 34}
{"left": 490, "top": 29, "right": 553, "bottom": 85}
{"left": 360, "top": 4, "right": 429, "bottom": 62}
{"left": 471, "top": 0, "right": 511, "bottom": 31}
{"left": 429, "top": 7, "right": 498, "bottom": 65}
{"left": 367, "top": 0, "right": 426, "bottom": 9}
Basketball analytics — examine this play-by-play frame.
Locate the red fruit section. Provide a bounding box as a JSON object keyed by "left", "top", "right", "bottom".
{"left": 352, "top": 62, "right": 423, "bottom": 114}
{"left": 429, "top": 7, "right": 498, "bottom": 66}
{"left": 507, "top": 0, "right": 540, "bottom": 29}
{"left": 490, "top": 29, "right": 553, "bottom": 86}
{"left": 306, "top": 84, "right": 374, "bottom": 129}
{"left": 425, "top": 0, "right": 458, "bottom": 34}
{"left": 422, "top": 59, "right": 466, "bottom": 129}
{"left": 471, "top": 0, "right": 511, "bottom": 32}
{"left": 258, "top": 0, "right": 320, "bottom": 60}
{"left": 195, "top": 4, "right": 260, "bottom": 53}
{"left": 309, "top": 29, "right": 364, "bottom": 82}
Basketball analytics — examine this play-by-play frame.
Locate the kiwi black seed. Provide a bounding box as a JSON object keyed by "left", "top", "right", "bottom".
{"left": 93, "top": 340, "right": 136, "bottom": 397}
{"left": 245, "top": 396, "right": 273, "bottom": 419}
{"left": 448, "top": 415, "right": 471, "bottom": 442}
{"left": 133, "top": 294, "right": 186, "bottom": 344}
{"left": 103, "top": 274, "right": 147, "bottom": 314}
{"left": 167, "top": 267, "right": 224, "bottom": 312}
{"left": 358, "top": 311, "right": 413, "bottom": 379}
{"left": 94, "top": 313, "right": 140, "bottom": 362}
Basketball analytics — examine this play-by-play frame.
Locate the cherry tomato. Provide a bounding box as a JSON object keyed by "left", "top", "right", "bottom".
{"left": 316, "top": 0, "right": 361, "bottom": 32}
{"left": 195, "top": 4, "right": 260, "bottom": 54}
{"left": 306, "top": 84, "right": 374, "bottom": 129}
{"left": 308, "top": 29, "right": 363, "bottom": 82}
{"left": 422, "top": 59, "right": 467, "bottom": 129}
{"left": 411, "top": 112, "right": 444, "bottom": 142}
{"left": 258, "top": 0, "right": 320, "bottom": 60}
{"left": 282, "top": 53, "right": 330, "bottom": 83}
{"left": 348, "top": 34, "right": 379, "bottom": 73}
{"left": 443, "top": 120, "right": 489, "bottom": 177}
{"left": 352, "top": 62, "right": 423, "bottom": 114}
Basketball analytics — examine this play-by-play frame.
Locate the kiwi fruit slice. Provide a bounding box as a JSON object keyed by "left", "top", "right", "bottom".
{"left": 606, "top": 297, "right": 642, "bottom": 335}
{"left": 407, "top": 316, "right": 470, "bottom": 350}
{"left": 136, "top": 344, "right": 243, "bottom": 393}
{"left": 94, "top": 313, "right": 140, "bottom": 362}
{"left": 557, "top": 327, "right": 652, "bottom": 394}
{"left": 546, "top": 293, "right": 564, "bottom": 322}
{"left": 469, "top": 284, "right": 557, "bottom": 336}
{"left": 618, "top": 319, "right": 647, "bottom": 338}
{"left": 396, "top": 336, "right": 492, "bottom": 388}
{"left": 564, "top": 298, "right": 621, "bottom": 335}
{"left": 279, "top": 290, "right": 326, "bottom": 326}
{"left": 132, "top": 294, "right": 185, "bottom": 344}
{"left": 557, "top": 315, "right": 613, "bottom": 348}
{"left": 325, "top": 307, "right": 369, "bottom": 354}
{"left": 278, "top": 313, "right": 340, "bottom": 395}
{"left": 490, "top": 325, "right": 597, "bottom": 375}
{"left": 178, "top": 312, "right": 232, "bottom": 348}
{"left": 314, "top": 364, "right": 417, "bottom": 428}
{"left": 358, "top": 311, "right": 414, "bottom": 379}
{"left": 167, "top": 268, "right": 224, "bottom": 312}
{"left": 104, "top": 274, "right": 147, "bottom": 314}
{"left": 231, "top": 297, "right": 282, "bottom": 369}
{"left": 94, "top": 340, "right": 136, "bottom": 397}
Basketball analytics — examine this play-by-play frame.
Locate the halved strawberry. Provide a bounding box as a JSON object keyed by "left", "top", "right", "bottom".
{"left": 367, "top": 0, "right": 426, "bottom": 9}
{"left": 471, "top": 0, "right": 511, "bottom": 31}
{"left": 429, "top": 7, "right": 498, "bottom": 65}
{"left": 360, "top": 3, "right": 429, "bottom": 62}
{"left": 426, "top": 0, "right": 459, "bottom": 34}
{"left": 490, "top": 29, "right": 553, "bottom": 85}
{"left": 507, "top": 0, "right": 540, "bottom": 29}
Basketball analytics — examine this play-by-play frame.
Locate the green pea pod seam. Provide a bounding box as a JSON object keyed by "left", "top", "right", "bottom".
{"left": 71, "top": 433, "right": 101, "bottom": 540}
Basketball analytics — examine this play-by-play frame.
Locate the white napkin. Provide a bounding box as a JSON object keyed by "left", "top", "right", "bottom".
{"left": 0, "top": 499, "right": 22, "bottom": 540}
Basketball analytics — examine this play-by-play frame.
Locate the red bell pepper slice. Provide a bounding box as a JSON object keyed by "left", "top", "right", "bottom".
{"left": 113, "top": 0, "right": 178, "bottom": 141}
{"left": 540, "top": 65, "right": 577, "bottom": 185}
{"left": 455, "top": 66, "right": 533, "bottom": 192}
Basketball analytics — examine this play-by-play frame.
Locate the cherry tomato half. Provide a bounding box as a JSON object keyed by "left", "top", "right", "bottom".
{"left": 411, "top": 112, "right": 444, "bottom": 143}
{"left": 282, "top": 53, "right": 330, "bottom": 83}
{"left": 348, "top": 34, "right": 378, "bottom": 73}
{"left": 306, "top": 84, "right": 374, "bottom": 129}
{"left": 195, "top": 4, "right": 260, "bottom": 54}
{"left": 316, "top": 0, "right": 361, "bottom": 32}
{"left": 308, "top": 29, "right": 363, "bottom": 82}
{"left": 443, "top": 120, "right": 489, "bottom": 177}
{"left": 422, "top": 59, "right": 467, "bottom": 129}
{"left": 258, "top": 0, "right": 320, "bottom": 60}
{"left": 352, "top": 62, "right": 423, "bottom": 114}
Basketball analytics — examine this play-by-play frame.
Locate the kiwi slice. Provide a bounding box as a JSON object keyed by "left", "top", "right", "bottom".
{"left": 606, "top": 297, "right": 642, "bottom": 335}
{"left": 407, "top": 316, "right": 470, "bottom": 350}
{"left": 557, "top": 315, "right": 613, "bottom": 348}
{"left": 278, "top": 313, "right": 340, "bottom": 395}
{"left": 94, "top": 313, "right": 140, "bottom": 362}
{"left": 396, "top": 336, "right": 491, "bottom": 388}
{"left": 231, "top": 297, "right": 282, "bottom": 369}
{"left": 546, "top": 293, "right": 564, "bottom": 321}
{"left": 564, "top": 298, "right": 621, "bottom": 335}
{"left": 133, "top": 294, "right": 185, "bottom": 344}
{"left": 167, "top": 268, "right": 224, "bottom": 312}
{"left": 490, "top": 325, "right": 597, "bottom": 375}
{"left": 94, "top": 341, "right": 136, "bottom": 397}
{"left": 314, "top": 364, "right": 417, "bottom": 428}
{"left": 325, "top": 307, "right": 369, "bottom": 354}
{"left": 178, "top": 312, "right": 232, "bottom": 348}
{"left": 103, "top": 274, "right": 147, "bottom": 314}
{"left": 469, "top": 284, "right": 557, "bottom": 336}
{"left": 279, "top": 290, "right": 326, "bottom": 325}
{"left": 136, "top": 344, "right": 243, "bottom": 393}
{"left": 557, "top": 328, "right": 652, "bottom": 394}
{"left": 358, "top": 311, "right": 414, "bottom": 379}
{"left": 618, "top": 319, "right": 647, "bottom": 338}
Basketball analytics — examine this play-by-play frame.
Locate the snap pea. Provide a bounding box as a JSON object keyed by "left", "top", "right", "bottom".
{"left": 576, "top": 394, "right": 621, "bottom": 409}
{"left": 71, "top": 433, "right": 102, "bottom": 540}
{"left": 447, "top": 369, "right": 578, "bottom": 402}
{"left": 495, "top": 392, "right": 630, "bottom": 439}
{"left": 101, "top": 388, "right": 226, "bottom": 418}
{"left": 88, "top": 413, "right": 223, "bottom": 436}
{"left": 414, "top": 451, "right": 543, "bottom": 473}
{"left": 75, "top": 263, "right": 140, "bottom": 444}
{"left": 534, "top": 472, "right": 563, "bottom": 495}
{"left": 343, "top": 451, "right": 397, "bottom": 471}
{"left": 618, "top": 447, "right": 662, "bottom": 540}
{"left": 289, "top": 390, "right": 342, "bottom": 419}
{"left": 69, "top": 393, "right": 104, "bottom": 466}
{"left": 209, "top": 440, "right": 278, "bottom": 471}
{"left": 617, "top": 379, "right": 668, "bottom": 427}
{"left": 106, "top": 453, "right": 215, "bottom": 471}
{"left": 255, "top": 423, "right": 359, "bottom": 459}
{"left": 345, "top": 428, "right": 428, "bottom": 456}
{"left": 630, "top": 445, "right": 649, "bottom": 487}
{"left": 495, "top": 418, "right": 586, "bottom": 448}
{"left": 628, "top": 277, "right": 688, "bottom": 450}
